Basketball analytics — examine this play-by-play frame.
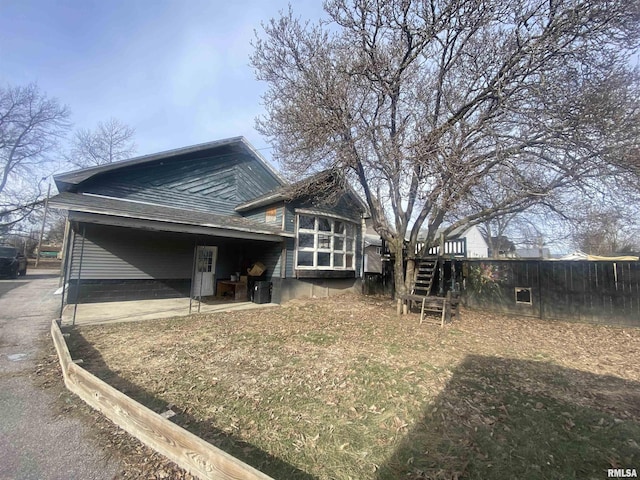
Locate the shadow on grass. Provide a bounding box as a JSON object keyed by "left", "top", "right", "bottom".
{"left": 376, "top": 355, "right": 640, "bottom": 480}
{"left": 64, "top": 327, "right": 317, "bottom": 480}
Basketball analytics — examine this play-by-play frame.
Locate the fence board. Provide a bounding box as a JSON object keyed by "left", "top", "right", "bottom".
{"left": 50, "top": 321, "right": 273, "bottom": 480}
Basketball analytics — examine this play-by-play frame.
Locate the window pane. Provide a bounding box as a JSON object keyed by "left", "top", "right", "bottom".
{"left": 346, "top": 224, "right": 354, "bottom": 237}
{"left": 346, "top": 254, "right": 354, "bottom": 268}
{"left": 299, "top": 215, "right": 315, "bottom": 230}
{"left": 334, "top": 237, "right": 344, "bottom": 250}
{"left": 318, "top": 217, "right": 331, "bottom": 231}
{"left": 318, "top": 252, "right": 331, "bottom": 266}
{"left": 335, "top": 221, "right": 345, "bottom": 234}
{"left": 346, "top": 238, "right": 354, "bottom": 252}
{"left": 333, "top": 253, "right": 344, "bottom": 267}
{"left": 318, "top": 234, "right": 331, "bottom": 249}
{"left": 297, "top": 251, "right": 314, "bottom": 267}
{"left": 298, "top": 233, "right": 314, "bottom": 248}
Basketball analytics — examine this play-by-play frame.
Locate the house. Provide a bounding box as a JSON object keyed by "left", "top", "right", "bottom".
{"left": 486, "top": 235, "right": 517, "bottom": 258}
{"left": 516, "top": 247, "right": 551, "bottom": 259}
{"left": 363, "top": 233, "right": 383, "bottom": 274}
{"left": 50, "top": 137, "right": 367, "bottom": 306}
{"left": 422, "top": 225, "right": 489, "bottom": 258}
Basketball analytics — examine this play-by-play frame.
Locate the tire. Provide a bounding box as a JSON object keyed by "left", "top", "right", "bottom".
{"left": 10, "top": 266, "right": 18, "bottom": 279}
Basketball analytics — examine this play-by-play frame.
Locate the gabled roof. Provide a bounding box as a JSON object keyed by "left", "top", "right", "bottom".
{"left": 414, "top": 224, "right": 475, "bottom": 242}
{"left": 236, "top": 168, "right": 369, "bottom": 214}
{"left": 55, "top": 136, "right": 285, "bottom": 192}
{"left": 50, "top": 192, "right": 292, "bottom": 240}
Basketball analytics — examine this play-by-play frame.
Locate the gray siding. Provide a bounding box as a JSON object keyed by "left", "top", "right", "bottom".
{"left": 69, "top": 224, "right": 286, "bottom": 284}
{"left": 290, "top": 194, "right": 362, "bottom": 222}
{"left": 242, "top": 204, "right": 284, "bottom": 228}
{"left": 79, "top": 153, "right": 282, "bottom": 216}
{"left": 70, "top": 224, "right": 194, "bottom": 280}
{"left": 285, "top": 238, "right": 296, "bottom": 277}
{"left": 284, "top": 205, "right": 296, "bottom": 233}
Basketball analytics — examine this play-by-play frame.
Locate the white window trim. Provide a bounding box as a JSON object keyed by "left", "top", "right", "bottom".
{"left": 294, "top": 208, "right": 359, "bottom": 224}
{"left": 295, "top": 213, "right": 356, "bottom": 270}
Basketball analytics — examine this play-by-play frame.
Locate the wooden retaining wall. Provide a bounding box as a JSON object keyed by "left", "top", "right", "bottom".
{"left": 50, "top": 320, "right": 273, "bottom": 480}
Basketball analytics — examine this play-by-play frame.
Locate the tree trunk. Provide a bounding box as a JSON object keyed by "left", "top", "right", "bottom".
{"left": 404, "top": 258, "right": 416, "bottom": 294}
{"left": 389, "top": 236, "right": 406, "bottom": 309}
{"left": 393, "top": 248, "right": 406, "bottom": 296}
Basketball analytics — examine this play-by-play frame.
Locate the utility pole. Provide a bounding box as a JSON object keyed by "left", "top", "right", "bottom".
{"left": 35, "top": 181, "right": 51, "bottom": 268}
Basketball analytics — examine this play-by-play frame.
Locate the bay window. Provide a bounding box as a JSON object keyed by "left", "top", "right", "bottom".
{"left": 296, "top": 214, "right": 356, "bottom": 270}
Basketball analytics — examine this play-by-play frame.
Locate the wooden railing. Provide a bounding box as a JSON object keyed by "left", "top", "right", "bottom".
{"left": 381, "top": 238, "right": 468, "bottom": 258}
{"left": 51, "top": 320, "right": 273, "bottom": 480}
{"left": 421, "top": 238, "right": 467, "bottom": 257}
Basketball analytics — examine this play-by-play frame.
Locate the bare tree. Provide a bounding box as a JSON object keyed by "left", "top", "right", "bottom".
{"left": 252, "top": 0, "right": 640, "bottom": 295}
{"left": 0, "top": 83, "right": 70, "bottom": 233}
{"left": 67, "top": 117, "right": 136, "bottom": 168}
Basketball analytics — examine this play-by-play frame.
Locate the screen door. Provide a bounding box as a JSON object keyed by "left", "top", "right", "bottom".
{"left": 193, "top": 246, "right": 217, "bottom": 297}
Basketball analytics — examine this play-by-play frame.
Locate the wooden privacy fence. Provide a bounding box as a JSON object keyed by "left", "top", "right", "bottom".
{"left": 463, "top": 260, "right": 640, "bottom": 326}
{"left": 50, "top": 320, "right": 273, "bottom": 480}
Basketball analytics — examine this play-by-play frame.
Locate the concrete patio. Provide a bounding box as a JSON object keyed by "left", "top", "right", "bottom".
{"left": 61, "top": 297, "right": 279, "bottom": 326}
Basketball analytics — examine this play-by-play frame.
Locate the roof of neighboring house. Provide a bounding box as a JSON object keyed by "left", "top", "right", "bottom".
{"left": 559, "top": 251, "right": 639, "bottom": 261}
{"left": 55, "top": 136, "right": 285, "bottom": 192}
{"left": 516, "top": 247, "right": 551, "bottom": 258}
{"left": 414, "top": 224, "right": 476, "bottom": 242}
{"left": 364, "top": 233, "right": 383, "bottom": 247}
{"left": 49, "top": 192, "right": 292, "bottom": 240}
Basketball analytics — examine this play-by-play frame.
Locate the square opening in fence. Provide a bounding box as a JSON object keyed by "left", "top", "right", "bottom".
{"left": 515, "top": 287, "right": 532, "bottom": 305}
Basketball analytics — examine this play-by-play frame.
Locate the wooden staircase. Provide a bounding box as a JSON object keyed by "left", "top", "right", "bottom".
{"left": 413, "top": 258, "right": 438, "bottom": 296}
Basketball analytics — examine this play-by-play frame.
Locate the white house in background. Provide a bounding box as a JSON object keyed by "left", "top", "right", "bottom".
{"left": 423, "top": 225, "right": 489, "bottom": 258}
{"left": 516, "top": 247, "right": 551, "bottom": 259}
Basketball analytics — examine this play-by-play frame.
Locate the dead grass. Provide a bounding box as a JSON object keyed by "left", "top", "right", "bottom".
{"left": 65, "top": 294, "right": 640, "bottom": 480}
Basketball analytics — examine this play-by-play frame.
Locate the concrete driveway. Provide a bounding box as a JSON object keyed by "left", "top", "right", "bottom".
{"left": 0, "top": 269, "right": 120, "bottom": 480}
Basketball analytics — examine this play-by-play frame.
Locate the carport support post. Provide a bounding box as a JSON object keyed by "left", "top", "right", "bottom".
{"left": 198, "top": 249, "right": 204, "bottom": 313}
{"left": 72, "top": 225, "right": 86, "bottom": 327}
{"left": 58, "top": 225, "right": 75, "bottom": 319}
{"left": 189, "top": 239, "right": 198, "bottom": 315}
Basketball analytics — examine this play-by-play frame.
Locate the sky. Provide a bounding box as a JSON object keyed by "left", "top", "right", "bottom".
{"left": 0, "top": 0, "right": 326, "bottom": 168}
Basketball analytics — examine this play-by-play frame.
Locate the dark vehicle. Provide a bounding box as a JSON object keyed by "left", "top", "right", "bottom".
{"left": 0, "top": 246, "right": 27, "bottom": 278}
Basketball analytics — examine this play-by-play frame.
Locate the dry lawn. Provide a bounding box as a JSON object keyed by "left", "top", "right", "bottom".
{"left": 65, "top": 294, "right": 640, "bottom": 480}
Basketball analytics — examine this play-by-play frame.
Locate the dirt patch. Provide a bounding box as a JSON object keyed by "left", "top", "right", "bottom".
{"left": 65, "top": 295, "right": 640, "bottom": 479}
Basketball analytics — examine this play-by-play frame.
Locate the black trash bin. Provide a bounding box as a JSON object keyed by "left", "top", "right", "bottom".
{"left": 253, "top": 281, "right": 272, "bottom": 304}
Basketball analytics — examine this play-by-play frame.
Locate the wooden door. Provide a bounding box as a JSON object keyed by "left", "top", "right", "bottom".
{"left": 193, "top": 246, "right": 217, "bottom": 297}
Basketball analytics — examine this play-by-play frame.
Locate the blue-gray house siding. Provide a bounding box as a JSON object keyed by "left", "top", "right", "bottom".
{"left": 79, "top": 153, "right": 282, "bottom": 216}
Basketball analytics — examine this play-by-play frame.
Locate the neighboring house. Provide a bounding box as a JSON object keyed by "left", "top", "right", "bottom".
{"left": 423, "top": 225, "right": 489, "bottom": 258}
{"left": 363, "top": 218, "right": 383, "bottom": 274}
{"left": 516, "top": 247, "right": 551, "bottom": 259}
{"left": 51, "top": 137, "right": 367, "bottom": 305}
{"left": 486, "top": 235, "right": 517, "bottom": 258}
{"left": 363, "top": 234, "right": 383, "bottom": 274}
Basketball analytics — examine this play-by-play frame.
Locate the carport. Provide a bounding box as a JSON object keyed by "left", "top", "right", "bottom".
{"left": 51, "top": 193, "right": 290, "bottom": 325}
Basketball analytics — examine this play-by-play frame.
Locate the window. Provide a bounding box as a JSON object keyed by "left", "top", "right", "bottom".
{"left": 515, "top": 287, "right": 532, "bottom": 305}
{"left": 296, "top": 214, "right": 357, "bottom": 270}
{"left": 265, "top": 207, "right": 277, "bottom": 223}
